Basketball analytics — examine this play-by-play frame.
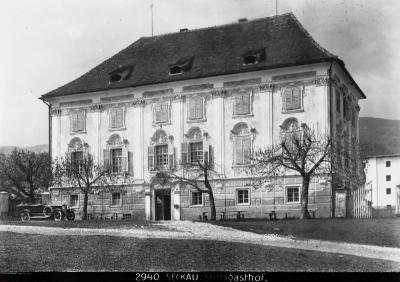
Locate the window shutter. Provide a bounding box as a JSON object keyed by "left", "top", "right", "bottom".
{"left": 196, "top": 98, "right": 203, "bottom": 119}
{"left": 148, "top": 146, "right": 154, "bottom": 171}
{"left": 292, "top": 88, "right": 300, "bottom": 109}
{"left": 189, "top": 99, "right": 196, "bottom": 119}
{"left": 242, "top": 93, "right": 250, "bottom": 114}
{"left": 168, "top": 143, "right": 175, "bottom": 169}
{"left": 234, "top": 138, "right": 243, "bottom": 164}
{"left": 103, "top": 149, "right": 111, "bottom": 171}
{"left": 79, "top": 112, "right": 85, "bottom": 131}
{"left": 122, "top": 146, "right": 129, "bottom": 174}
{"left": 127, "top": 151, "right": 133, "bottom": 176}
{"left": 110, "top": 109, "right": 116, "bottom": 128}
{"left": 243, "top": 137, "right": 251, "bottom": 164}
{"left": 116, "top": 108, "right": 123, "bottom": 128}
{"left": 181, "top": 142, "right": 188, "bottom": 166}
{"left": 71, "top": 113, "right": 77, "bottom": 132}
{"left": 163, "top": 103, "right": 169, "bottom": 122}
{"left": 233, "top": 95, "right": 239, "bottom": 115}
{"left": 202, "top": 139, "right": 210, "bottom": 166}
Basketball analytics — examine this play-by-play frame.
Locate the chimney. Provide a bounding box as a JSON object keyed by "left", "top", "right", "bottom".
{"left": 238, "top": 18, "right": 248, "bottom": 23}
{"left": 180, "top": 28, "right": 189, "bottom": 32}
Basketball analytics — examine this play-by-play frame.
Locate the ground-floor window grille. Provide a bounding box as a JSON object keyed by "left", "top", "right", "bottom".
{"left": 237, "top": 189, "right": 250, "bottom": 205}
{"left": 111, "top": 192, "right": 121, "bottom": 206}
{"left": 191, "top": 191, "right": 203, "bottom": 206}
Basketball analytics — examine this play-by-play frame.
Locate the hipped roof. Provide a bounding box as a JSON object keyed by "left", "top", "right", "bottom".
{"left": 41, "top": 13, "right": 365, "bottom": 99}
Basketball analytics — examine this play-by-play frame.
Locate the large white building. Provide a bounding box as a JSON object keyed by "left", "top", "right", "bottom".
{"left": 364, "top": 154, "right": 400, "bottom": 216}
{"left": 41, "top": 13, "right": 365, "bottom": 220}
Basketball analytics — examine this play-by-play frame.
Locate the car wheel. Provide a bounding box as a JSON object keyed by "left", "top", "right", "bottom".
{"left": 53, "top": 209, "right": 63, "bottom": 221}
{"left": 43, "top": 206, "right": 53, "bottom": 217}
{"left": 20, "top": 212, "right": 30, "bottom": 222}
{"left": 67, "top": 210, "right": 75, "bottom": 221}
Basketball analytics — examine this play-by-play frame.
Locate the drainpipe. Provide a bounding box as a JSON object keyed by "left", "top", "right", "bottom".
{"left": 40, "top": 98, "right": 52, "bottom": 159}
{"left": 328, "top": 64, "right": 335, "bottom": 218}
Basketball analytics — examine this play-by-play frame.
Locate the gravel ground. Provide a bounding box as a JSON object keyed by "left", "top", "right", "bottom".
{"left": 1, "top": 220, "right": 400, "bottom": 263}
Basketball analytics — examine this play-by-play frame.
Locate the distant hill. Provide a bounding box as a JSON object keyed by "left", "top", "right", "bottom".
{"left": 0, "top": 144, "right": 48, "bottom": 155}
{"left": 359, "top": 117, "right": 400, "bottom": 157}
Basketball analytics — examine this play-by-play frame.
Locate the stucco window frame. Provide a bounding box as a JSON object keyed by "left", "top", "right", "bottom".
{"left": 281, "top": 85, "right": 304, "bottom": 114}
{"left": 152, "top": 101, "right": 171, "bottom": 126}
{"left": 187, "top": 95, "right": 207, "bottom": 123}
{"left": 190, "top": 191, "right": 204, "bottom": 207}
{"left": 69, "top": 109, "right": 87, "bottom": 135}
{"left": 110, "top": 192, "right": 122, "bottom": 207}
{"left": 70, "top": 194, "right": 80, "bottom": 208}
{"left": 285, "top": 185, "right": 301, "bottom": 204}
{"left": 108, "top": 105, "right": 126, "bottom": 131}
{"left": 232, "top": 88, "right": 254, "bottom": 119}
{"left": 236, "top": 188, "right": 251, "bottom": 206}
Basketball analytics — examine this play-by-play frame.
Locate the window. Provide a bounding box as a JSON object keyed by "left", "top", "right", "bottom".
{"left": 282, "top": 87, "right": 301, "bottom": 111}
{"left": 237, "top": 189, "right": 250, "bottom": 205}
{"left": 386, "top": 188, "right": 391, "bottom": 195}
{"left": 233, "top": 92, "right": 251, "bottom": 116}
{"left": 168, "top": 56, "right": 193, "bottom": 75}
{"left": 110, "top": 107, "right": 124, "bottom": 129}
{"left": 111, "top": 192, "right": 122, "bottom": 206}
{"left": 108, "top": 65, "right": 134, "bottom": 83}
{"left": 70, "top": 111, "right": 85, "bottom": 132}
{"left": 386, "top": 175, "right": 391, "bottom": 181}
{"left": 191, "top": 191, "right": 203, "bottom": 206}
{"left": 71, "top": 151, "right": 84, "bottom": 174}
{"left": 188, "top": 97, "right": 204, "bottom": 120}
{"left": 111, "top": 148, "right": 122, "bottom": 174}
{"left": 234, "top": 137, "right": 251, "bottom": 165}
{"left": 386, "top": 161, "right": 391, "bottom": 167}
{"left": 286, "top": 186, "right": 300, "bottom": 203}
{"left": 70, "top": 195, "right": 79, "bottom": 208}
{"left": 351, "top": 109, "right": 356, "bottom": 128}
{"left": 154, "top": 103, "right": 169, "bottom": 123}
{"left": 190, "top": 142, "right": 203, "bottom": 164}
{"left": 155, "top": 145, "right": 169, "bottom": 168}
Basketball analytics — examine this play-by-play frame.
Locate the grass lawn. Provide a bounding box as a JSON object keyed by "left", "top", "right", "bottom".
{"left": 0, "top": 218, "right": 167, "bottom": 230}
{"left": 213, "top": 218, "right": 400, "bottom": 247}
{"left": 0, "top": 232, "right": 399, "bottom": 272}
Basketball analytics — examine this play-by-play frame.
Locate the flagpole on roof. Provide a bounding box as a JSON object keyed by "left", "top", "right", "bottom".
{"left": 276, "top": 0, "right": 278, "bottom": 16}
{"left": 150, "top": 0, "right": 154, "bottom": 36}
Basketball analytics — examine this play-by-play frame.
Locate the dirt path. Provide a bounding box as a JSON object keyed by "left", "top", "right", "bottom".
{"left": 1, "top": 221, "right": 400, "bottom": 263}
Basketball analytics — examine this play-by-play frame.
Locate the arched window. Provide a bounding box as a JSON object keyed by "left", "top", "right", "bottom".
{"left": 231, "top": 123, "right": 251, "bottom": 165}
{"left": 181, "top": 127, "right": 210, "bottom": 166}
{"left": 148, "top": 130, "right": 175, "bottom": 171}
{"left": 104, "top": 134, "right": 130, "bottom": 175}
{"left": 67, "top": 137, "right": 86, "bottom": 174}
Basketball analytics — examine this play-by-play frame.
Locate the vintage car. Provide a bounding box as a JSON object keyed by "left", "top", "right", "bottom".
{"left": 18, "top": 204, "right": 75, "bottom": 222}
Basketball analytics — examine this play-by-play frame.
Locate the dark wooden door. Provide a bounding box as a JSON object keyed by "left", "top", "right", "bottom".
{"left": 155, "top": 189, "right": 171, "bottom": 220}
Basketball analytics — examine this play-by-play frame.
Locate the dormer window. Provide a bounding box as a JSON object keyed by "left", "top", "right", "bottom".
{"left": 169, "top": 66, "right": 183, "bottom": 75}
{"left": 168, "top": 56, "right": 194, "bottom": 75}
{"left": 108, "top": 65, "right": 134, "bottom": 83}
{"left": 242, "top": 49, "right": 265, "bottom": 65}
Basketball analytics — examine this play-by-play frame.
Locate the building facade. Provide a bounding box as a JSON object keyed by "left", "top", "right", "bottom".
{"left": 41, "top": 13, "right": 365, "bottom": 220}
{"left": 364, "top": 154, "right": 400, "bottom": 216}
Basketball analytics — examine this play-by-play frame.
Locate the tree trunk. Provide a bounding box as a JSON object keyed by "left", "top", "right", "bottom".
{"left": 83, "top": 192, "right": 88, "bottom": 220}
{"left": 301, "top": 175, "right": 311, "bottom": 219}
{"left": 28, "top": 185, "right": 36, "bottom": 204}
{"left": 208, "top": 189, "right": 216, "bottom": 221}
{"left": 331, "top": 188, "right": 336, "bottom": 218}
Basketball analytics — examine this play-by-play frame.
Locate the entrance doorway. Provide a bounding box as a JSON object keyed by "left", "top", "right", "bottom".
{"left": 155, "top": 189, "right": 171, "bottom": 220}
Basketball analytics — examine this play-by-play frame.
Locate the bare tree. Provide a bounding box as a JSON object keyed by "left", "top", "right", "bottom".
{"left": 155, "top": 158, "right": 220, "bottom": 221}
{"left": 53, "top": 154, "right": 133, "bottom": 220}
{"left": 249, "top": 125, "right": 332, "bottom": 219}
{"left": 0, "top": 149, "right": 52, "bottom": 203}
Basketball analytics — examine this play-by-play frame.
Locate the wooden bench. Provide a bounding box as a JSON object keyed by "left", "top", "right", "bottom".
{"left": 265, "top": 209, "right": 317, "bottom": 220}
{"left": 226, "top": 211, "right": 247, "bottom": 221}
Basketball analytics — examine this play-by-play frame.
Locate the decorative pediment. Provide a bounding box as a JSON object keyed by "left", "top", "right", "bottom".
{"left": 150, "top": 129, "right": 173, "bottom": 145}
{"left": 185, "top": 127, "right": 203, "bottom": 140}
{"left": 231, "top": 122, "right": 250, "bottom": 136}
{"left": 106, "top": 133, "right": 128, "bottom": 147}
{"left": 67, "top": 137, "right": 88, "bottom": 152}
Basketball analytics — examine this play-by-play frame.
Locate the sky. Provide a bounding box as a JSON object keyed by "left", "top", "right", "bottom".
{"left": 0, "top": 0, "right": 399, "bottom": 147}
